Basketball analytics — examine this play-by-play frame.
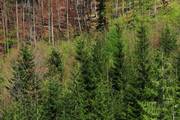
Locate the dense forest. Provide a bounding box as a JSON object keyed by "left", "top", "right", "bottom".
{"left": 0, "top": 0, "right": 180, "bottom": 120}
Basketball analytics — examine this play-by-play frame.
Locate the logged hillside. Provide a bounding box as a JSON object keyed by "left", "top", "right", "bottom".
{"left": 0, "top": 0, "right": 180, "bottom": 120}
{"left": 0, "top": 0, "right": 175, "bottom": 53}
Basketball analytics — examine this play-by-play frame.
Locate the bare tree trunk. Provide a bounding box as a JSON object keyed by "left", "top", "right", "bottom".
{"left": 57, "top": 0, "right": 61, "bottom": 32}
{"left": 16, "top": 0, "right": 20, "bottom": 49}
{"left": 2, "top": 1, "right": 6, "bottom": 41}
{"left": 115, "top": 0, "right": 119, "bottom": 17}
{"left": 122, "top": 0, "right": 125, "bottom": 16}
{"left": 48, "top": 0, "right": 51, "bottom": 44}
{"left": 33, "top": 0, "right": 36, "bottom": 47}
{"left": 66, "top": 0, "right": 69, "bottom": 40}
{"left": 40, "top": 0, "right": 44, "bottom": 40}
{"left": 154, "top": 0, "right": 157, "bottom": 15}
{"left": 3, "top": 0, "right": 8, "bottom": 53}
{"left": 51, "top": 0, "right": 54, "bottom": 46}
{"left": 27, "top": 0, "right": 32, "bottom": 45}
{"left": 22, "top": 2, "right": 25, "bottom": 41}
{"left": 76, "top": 0, "right": 82, "bottom": 33}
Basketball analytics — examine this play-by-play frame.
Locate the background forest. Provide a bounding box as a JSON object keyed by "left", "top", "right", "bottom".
{"left": 0, "top": 0, "right": 180, "bottom": 120}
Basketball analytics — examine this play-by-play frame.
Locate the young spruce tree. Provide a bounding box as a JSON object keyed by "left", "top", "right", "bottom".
{"left": 157, "top": 53, "right": 178, "bottom": 120}
{"left": 42, "top": 48, "right": 64, "bottom": 120}
{"left": 10, "top": 46, "right": 41, "bottom": 120}
{"left": 127, "top": 24, "right": 150, "bottom": 120}
{"left": 69, "top": 38, "right": 112, "bottom": 120}
{"left": 70, "top": 39, "right": 96, "bottom": 119}
{"left": 108, "top": 25, "right": 126, "bottom": 119}
{"left": 92, "top": 38, "right": 113, "bottom": 119}
{"left": 140, "top": 49, "right": 179, "bottom": 120}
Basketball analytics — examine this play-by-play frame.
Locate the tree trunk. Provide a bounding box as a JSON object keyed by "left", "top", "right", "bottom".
{"left": 48, "top": 0, "right": 51, "bottom": 44}
{"left": 66, "top": 0, "right": 69, "bottom": 40}
{"left": 33, "top": 0, "right": 36, "bottom": 47}
{"left": 76, "top": 0, "right": 82, "bottom": 33}
{"left": 51, "top": 0, "right": 54, "bottom": 46}
{"left": 57, "top": 0, "right": 61, "bottom": 32}
{"left": 16, "top": 0, "right": 20, "bottom": 49}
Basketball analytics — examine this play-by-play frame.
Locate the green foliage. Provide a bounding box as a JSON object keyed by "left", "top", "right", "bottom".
{"left": 136, "top": 24, "right": 150, "bottom": 97}
{"left": 4, "top": 39, "right": 16, "bottom": 53}
{"left": 160, "top": 26, "right": 177, "bottom": 55}
{"left": 1, "top": 1, "right": 180, "bottom": 119}
{"left": 108, "top": 25, "right": 126, "bottom": 119}
{"left": 41, "top": 48, "right": 64, "bottom": 120}
{"left": 42, "top": 79, "right": 63, "bottom": 120}
{"left": 67, "top": 39, "right": 95, "bottom": 119}
{"left": 140, "top": 50, "right": 162, "bottom": 120}
{"left": 140, "top": 50, "right": 179, "bottom": 120}
{"left": 47, "top": 48, "right": 63, "bottom": 80}
{"left": 9, "top": 46, "right": 41, "bottom": 120}
{"left": 156, "top": 54, "right": 177, "bottom": 120}
{"left": 0, "top": 72, "right": 4, "bottom": 119}
{"left": 67, "top": 38, "right": 113, "bottom": 120}
{"left": 126, "top": 24, "right": 150, "bottom": 120}
{"left": 109, "top": 25, "right": 125, "bottom": 92}
{"left": 175, "top": 51, "right": 180, "bottom": 119}
{"left": 92, "top": 38, "right": 113, "bottom": 120}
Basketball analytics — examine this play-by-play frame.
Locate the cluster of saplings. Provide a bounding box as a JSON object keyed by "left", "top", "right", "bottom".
{"left": 2, "top": 24, "right": 180, "bottom": 120}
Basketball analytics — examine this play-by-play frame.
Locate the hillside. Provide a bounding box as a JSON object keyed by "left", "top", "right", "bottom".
{"left": 0, "top": 0, "right": 180, "bottom": 120}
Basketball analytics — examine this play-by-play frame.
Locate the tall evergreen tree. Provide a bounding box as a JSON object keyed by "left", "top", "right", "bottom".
{"left": 109, "top": 26, "right": 125, "bottom": 93}
{"left": 69, "top": 39, "right": 96, "bottom": 119}
{"left": 139, "top": 50, "right": 163, "bottom": 120}
{"left": 157, "top": 53, "right": 178, "bottom": 120}
{"left": 76, "top": 40, "right": 97, "bottom": 119}
{"left": 140, "top": 50, "right": 179, "bottom": 120}
{"left": 42, "top": 48, "right": 64, "bottom": 120}
{"left": 125, "top": 24, "right": 150, "bottom": 120}
{"left": 10, "top": 46, "right": 41, "bottom": 120}
{"left": 108, "top": 25, "right": 126, "bottom": 119}
{"left": 136, "top": 24, "right": 150, "bottom": 97}
{"left": 92, "top": 38, "right": 113, "bottom": 119}
{"left": 68, "top": 38, "right": 112, "bottom": 120}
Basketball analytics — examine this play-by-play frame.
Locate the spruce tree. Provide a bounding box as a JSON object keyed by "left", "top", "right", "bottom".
{"left": 67, "top": 39, "right": 96, "bottom": 119}
{"left": 76, "top": 40, "right": 97, "bottom": 119}
{"left": 97, "top": 0, "right": 106, "bottom": 31}
{"left": 10, "top": 46, "right": 41, "bottom": 120}
{"left": 92, "top": 38, "right": 113, "bottom": 119}
{"left": 42, "top": 79, "right": 63, "bottom": 120}
{"left": 42, "top": 48, "right": 64, "bottom": 120}
{"left": 136, "top": 24, "right": 150, "bottom": 97}
{"left": 108, "top": 25, "right": 126, "bottom": 119}
{"left": 126, "top": 24, "right": 150, "bottom": 120}
{"left": 140, "top": 50, "right": 179, "bottom": 120}
{"left": 68, "top": 38, "right": 112, "bottom": 120}
{"left": 157, "top": 53, "right": 178, "bottom": 120}
{"left": 140, "top": 50, "right": 163, "bottom": 120}
{"left": 109, "top": 26, "right": 125, "bottom": 93}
